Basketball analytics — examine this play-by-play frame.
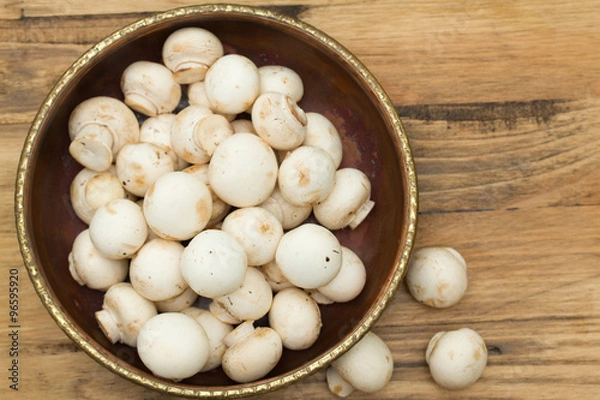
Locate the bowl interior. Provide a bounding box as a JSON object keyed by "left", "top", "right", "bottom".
{"left": 21, "top": 6, "right": 414, "bottom": 393}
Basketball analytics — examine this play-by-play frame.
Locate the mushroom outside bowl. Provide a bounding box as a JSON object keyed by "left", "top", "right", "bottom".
{"left": 14, "top": 4, "right": 418, "bottom": 398}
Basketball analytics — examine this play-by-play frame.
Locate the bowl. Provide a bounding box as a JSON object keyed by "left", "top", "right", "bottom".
{"left": 15, "top": 4, "right": 418, "bottom": 398}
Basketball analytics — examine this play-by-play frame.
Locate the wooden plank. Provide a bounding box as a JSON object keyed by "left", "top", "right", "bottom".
{"left": 3, "top": 1, "right": 600, "bottom": 398}
{"left": 1, "top": 1, "right": 599, "bottom": 104}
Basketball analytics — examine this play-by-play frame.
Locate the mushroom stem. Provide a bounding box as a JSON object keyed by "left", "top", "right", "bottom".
{"left": 223, "top": 320, "right": 255, "bottom": 348}
{"left": 69, "top": 125, "right": 114, "bottom": 172}
{"left": 326, "top": 367, "right": 355, "bottom": 398}
{"left": 95, "top": 309, "right": 121, "bottom": 344}
{"left": 348, "top": 199, "right": 375, "bottom": 230}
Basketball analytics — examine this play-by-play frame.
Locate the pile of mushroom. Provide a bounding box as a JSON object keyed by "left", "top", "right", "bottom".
{"left": 405, "top": 247, "right": 488, "bottom": 390}
{"left": 65, "top": 25, "right": 385, "bottom": 392}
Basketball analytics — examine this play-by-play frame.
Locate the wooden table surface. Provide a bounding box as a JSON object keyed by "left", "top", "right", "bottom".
{"left": 2, "top": 1, "right": 600, "bottom": 399}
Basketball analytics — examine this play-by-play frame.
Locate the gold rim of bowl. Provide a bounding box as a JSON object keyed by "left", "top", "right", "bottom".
{"left": 14, "top": 3, "right": 418, "bottom": 398}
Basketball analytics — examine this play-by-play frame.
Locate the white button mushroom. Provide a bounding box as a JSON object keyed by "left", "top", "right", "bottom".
{"left": 405, "top": 247, "right": 468, "bottom": 308}
{"left": 275, "top": 223, "right": 343, "bottom": 289}
{"left": 269, "top": 287, "right": 322, "bottom": 350}
{"left": 425, "top": 328, "right": 487, "bottom": 389}
{"left": 303, "top": 112, "right": 343, "bottom": 169}
{"left": 313, "top": 168, "right": 375, "bottom": 230}
{"left": 327, "top": 331, "right": 394, "bottom": 397}
{"left": 181, "top": 306, "right": 234, "bottom": 372}
{"left": 139, "top": 113, "right": 188, "bottom": 170}
{"left": 257, "top": 65, "right": 304, "bottom": 103}
{"left": 187, "top": 80, "right": 236, "bottom": 119}
{"left": 251, "top": 91, "right": 307, "bottom": 151}
{"left": 129, "top": 238, "right": 187, "bottom": 302}
{"left": 317, "top": 246, "right": 367, "bottom": 303}
{"left": 180, "top": 229, "right": 248, "bottom": 299}
{"left": 68, "top": 229, "right": 129, "bottom": 291}
{"left": 70, "top": 167, "right": 126, "bottom": 224}
{"left": 221, "top": 321, "right": 283, "bottom": 383}
{"left": 221, "top": 207, "right": 283, "bottom": 266}
{"left": 88, "top": 198, "right": 148, "bottom": 260}
{"left": 258, "top": 185, "right": 312, "bottom": 230}
{"left": 213, "top": 267, "right": 273, "bottom": 322}
{"left": 120, "top": 60, "right": 182, "bottom": 117}
{"left": 208, "top": 299, "right": 242, "bottom": 325}
{"left": 204, "top": 54, "right": 260, "bottom": 115}
{"left": 95, "top": 282, "right": 158, "bottom": 347}
{"left": 278, "top": 145, "right": 336, "bottom": 207}
{"left": 137, "top": 312, "right": 210, "bottom": 381}
{"left": 230, "top": 118, "right": 256, "bottom": 134}
{"left": 181, "top": 163, "right": 231, "bottom": 227}
{"left": 154, "top": 286, "right": 198, "bottom": 313}
{"left": 208, "top": 133, "right": 278, "bottom": 208}
{"left": 115, "top": 142, "right": 175, "bottom": 197}
{"left": 143, "top": 171, "right": 212, "bottom": 241}
{"left": 259, "top": 260, "right": 293, "bottom": 292}
{"left": 162, "top": 27, "right": 224, "bottom": 84}
{"left": 193, "top": 113, "right": 235, "bottom": 157}
{"left": 68, "top": 96, "right": 140, "bottom": 172}
{"left": 170, "top": 104, "right": 214, "bottom": 165}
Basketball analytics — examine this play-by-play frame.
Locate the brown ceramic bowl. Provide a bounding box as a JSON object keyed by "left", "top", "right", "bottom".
{"left": 15, "top": 4, "right": 417, "bottom": 398}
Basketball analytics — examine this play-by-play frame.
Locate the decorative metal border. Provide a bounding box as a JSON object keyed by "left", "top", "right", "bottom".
{"left": 14, "top": 4, "right": 418, "bottom": 398}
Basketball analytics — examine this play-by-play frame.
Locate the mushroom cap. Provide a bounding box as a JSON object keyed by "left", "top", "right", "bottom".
{"left": 259, "top": 260, "right": 293, "bottom": 292}
{"left": 313, "top": 168, "right": 373, "bottom": 230}
{"left": 162, "top": 27, "right": 224, "bottom": 84}
{"left": 143, "top": 171, "right": 213, "bottom": 241}
{"left": 129, "top": 238, "right": 187, "bottom": 302}
{"left": 278, "top": 145, "right": 336, "bottom": 207}
{"left": 95, "top": 282, "right": 158, "bottom": 347}
{"left": 251, "top": 91, "right": 307, "bottom": 151}
{"left": 221, "top": 326, "right": 283, "bottom": 383}
{"left": 405, "top": 247, "right": 468, "bottom": 308}
{"left": 317, "top": 246, "right": 367, "bottom": 303}
{"left": 70, "top": 167, "right": 126, "bottom": 224}
{"left": 180, "top": 229, "right": 248, "bottom": 299}
{"left": 331, "top": 331, "right": 394, "bottom": 394}
{"left": 214, "top": 267, "right": 273, "bottom": 322}
{"left": 425, "top": 328, "right": 487, "bottom": 389}
{"left": 181, "top": 307, "right": 233, "bottom": 372}
{"left": 303, "top": 112, "right": 343, "bottom": 168}
{"left": 208, "top": 133, "right": 278, "bottom": 208}
{"left": 88, "top": 198, "right": 148, "bottom": 260}
{"left": 275, "top": 223, "right": 343, "bottom": 289}
{"left": 204, "top": 54, "right": 260, "bottom": 114}
{"left": 231, "top": 118, "right": 256, "bottom": 134}
{"left": 68, "top": 96, "right": 140, "bottom": 171}
{"left": 170, "top": 104, "right": 213, "bottom": 165}
{"left": 269, "top": 287, "right": 322, "bottom": 350}
{"left": 193, "top": 113, "right": 235, "bottom": 157}
{"left": 258, "top": 185, "right": 312, "bottom": 230}
{"left": 137, "top": 312, "right": 210, "bottom": 381}
{"left": 155, "top": 286, "right": 198, "bottom": 313}
{"left": 181, "top": 163, "right": 231, "bottom": 226}
{"left": 120, "top": 60, "right": 182, "bottom": 117}
{"left": 115, "top": 142, "right": 175, "bottom": 197}
{"left": 139, "top": 113, "right": 187, "bottom": 169}
{"left": 257, "top": 65, "right": 304, "bottom": 103}
{"left": 68, "top": 229, "right": 128, "bottom": 291}
{"left": 221, "top": 207, "right": 283, "bottom": 266}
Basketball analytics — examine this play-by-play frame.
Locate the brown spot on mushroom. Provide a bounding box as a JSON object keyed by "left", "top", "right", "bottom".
{"left": 436, "top": 282, "right": 449, "bottom": 295}
{"left": 332, "top": 385, "right": 344, "bottom": 396}
{"left": 297, "top": 166, "right": 310, "bottom": 187}
{"left": 473, "top": 349, "right": 482, "bottom": 361}
{"left": 195, "top": 198, "right": 212, "bottom": 226}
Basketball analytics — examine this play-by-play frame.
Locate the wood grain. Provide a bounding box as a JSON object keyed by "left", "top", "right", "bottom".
{"left": 2, "top": 1, "right": 600, "bottom": 399}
